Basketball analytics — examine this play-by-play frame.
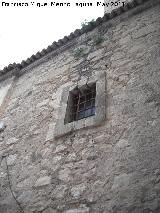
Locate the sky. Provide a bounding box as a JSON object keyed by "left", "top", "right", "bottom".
{"left": 0, "top": 0, "right": 104, "bottom": 70}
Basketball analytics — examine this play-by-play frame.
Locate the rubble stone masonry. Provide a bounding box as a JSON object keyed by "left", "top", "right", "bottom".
{"left": 104, "top": 0, "right": 133, "bottom": 13}
{"left": 0, "top": 0, "right": 160, "bottom": 212}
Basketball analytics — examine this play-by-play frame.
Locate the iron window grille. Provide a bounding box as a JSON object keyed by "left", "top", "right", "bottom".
{"left": 65, "top": 83, "right": 96, "bottom": 123}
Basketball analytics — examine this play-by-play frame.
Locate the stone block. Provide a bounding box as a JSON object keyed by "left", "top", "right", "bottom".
{"left": 116, "top": 139, "right": 129, "bottom": 148}
{"left": 45, "top": 122, "right": 56, "bottom": 141}
{"left": 35, "top": 176, "right": 51, "bottom": 187}
{"left": 37, "top": 99, "right": 49, "bottom": 108}
{"left": 55, "top": 144, "right": 67, "bottom": 153}
{"left": 52, "top": 185, "right": 67, "bottom": 198}
{"left": 7, "top": 154, "right": 17, "bottom": 166}
{"left": 0, "top": 121, "right": 6, "bottom": 132}
{"left": 71, "top": 183, "right": 86, "bottom": 198}
{"left": 17, "top": 191, "right": 33, "bottom": 203}
{"left": 17, "top": 178, "right": 32, "bottom": 188}
{"left": 112, "top": 173, "right": 132, "bottom": 190}
{"left": 87, "top": 48, "right": 105, "bottom": 60}
{"left": 64, "top": 206, "right": 89, "bottom": 213}
{"left": 58, "top": 168, "right": 71, "bottom": 182}
{"left": 132, "top": 24, "right": 158, "bottom": 39}
{"left": 6, "top": 137, "right": 18, "bottom": 145}
{"left": 43, "top": 207, "right": 57, "bottom": 213}
{"left": 66, "top": 153, "right": 77, "bottom": 162}
{"left": 52, "top": 155, "right": 62, "bottom": 164}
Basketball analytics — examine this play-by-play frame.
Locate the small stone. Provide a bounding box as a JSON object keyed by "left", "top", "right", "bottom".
{"left": 119, "top": 35, "right": 131, "bottom": 45}
{"left": 58, "top": 168, "right": 71, "bottom": 182}
{"left": 31, "top": 152, "right": 42, "bottom": 163}
{"left": 154, "top": 169, "right": 160, "bottom": 176}
{"left": 7, "top": 154, "right": 17, "bottom": 166}
{"left": 35, "top": 176, "right": 51, "bottom": 187}
{"left": 66, "top": 153, "right": 76, "bottom": 162}
{"left": 52, "top": 93, "right": 56, "bottom": 100}
{"left": 64, "top": 206, "right": 89, "bottom": 213}
{"left": 87, "top": 48, "right": 105, "bottom": 60}
{"left": 17, "top": 178, "right": 31, "bottom": 188}
{"left": 37, "top": 99, "right": 49, "bottom": 108}
{"left": 45, "top": 122, "right": 56, "bottom": 142}
{"left": 94, "top": 134, "right": 105, "bottom": 143}
{"left": 52, "top": 185, "right": 67, "bottom": 198}
{"left": 0, "top": 121, "right": 6, "bottom": 132}
{"left": 55, "top": 144, "right": 67, "bottom": 153}
{"left": 112, "top": 173, "right": 132, "bottom": 190}
{"left": 52, "top": 155, "right": 62, "bottom": 164}
{"left": 17, "top": 191, "right": 33, "bottom": 203}
{"left": 116, "top": 139, "right": 129, "bottom": 148}
{"left": 71, "top": 183, "right": 86, "bottom": 198}
{"left": 6, "top": 137, "right": 18, "bottom": 145}
{"left": 43, "top": 207, "right": 57, "bottom": 213}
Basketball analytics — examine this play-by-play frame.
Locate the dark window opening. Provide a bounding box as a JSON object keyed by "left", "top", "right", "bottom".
{"left": 65, "top": 83, "right": 96, "bottom": 124}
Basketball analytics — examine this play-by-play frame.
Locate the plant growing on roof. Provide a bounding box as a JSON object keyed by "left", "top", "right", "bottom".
{"left": 74, "top": 47, "right": 85, "bottom": 58}
{"left": 81, "top": 19, "right": 95, "bottom": 29}
{"left": 93, "top": 35, "right": 104, "bottom": 45}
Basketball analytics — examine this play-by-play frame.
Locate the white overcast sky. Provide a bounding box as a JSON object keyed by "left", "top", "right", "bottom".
{"left": 0, "top": 0, "right": 104, "bottom": 70}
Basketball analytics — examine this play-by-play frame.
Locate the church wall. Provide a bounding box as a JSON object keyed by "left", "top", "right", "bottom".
{"left": 104, "top": 0, "right": 133, "bottom": 13}
{"left": 0, "top": 1, "right": 160, "bottom": 212}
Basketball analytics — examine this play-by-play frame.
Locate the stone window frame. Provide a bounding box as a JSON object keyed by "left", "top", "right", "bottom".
{"left": 54, "top": 71, "right": 106, "bottom": 138}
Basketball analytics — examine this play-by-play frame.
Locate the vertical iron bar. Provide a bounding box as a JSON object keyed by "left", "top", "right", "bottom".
{"left": 76, "top": 91, "right": 81, "bottom": 120}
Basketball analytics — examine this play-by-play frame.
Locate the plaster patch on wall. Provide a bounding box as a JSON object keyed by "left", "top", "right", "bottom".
{"left": 0, "top": 77, "right": 14, "bottom": 107}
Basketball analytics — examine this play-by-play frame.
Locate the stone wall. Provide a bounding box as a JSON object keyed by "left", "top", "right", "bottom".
{"left": 104, "top": 0, "right": 133, "bottom": 14}
{"left": 0, "top": 77, "right": 14, "bottom": 108}
{"left": 0, "top": 1, "right": 160, "bottom": 212}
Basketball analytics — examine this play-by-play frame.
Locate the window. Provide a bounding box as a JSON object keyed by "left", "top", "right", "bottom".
{"left": 65, "top": 83, "right": 96, "bottom": 124}
{"left": 51, "top": 71, "right": 106, "bottom": 139}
